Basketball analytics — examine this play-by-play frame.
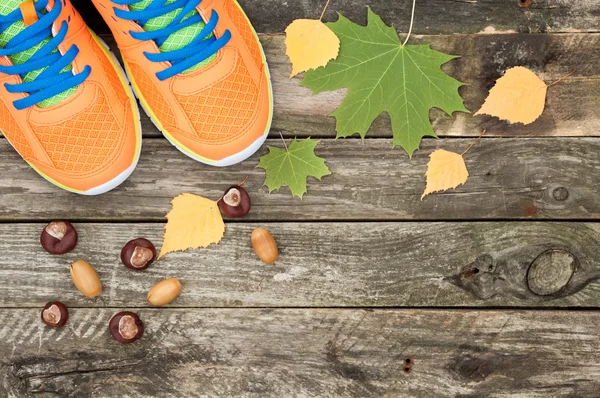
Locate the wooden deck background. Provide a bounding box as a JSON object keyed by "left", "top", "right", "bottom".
{"left": 1, "top": 0, "right": 600, "bottom": 396}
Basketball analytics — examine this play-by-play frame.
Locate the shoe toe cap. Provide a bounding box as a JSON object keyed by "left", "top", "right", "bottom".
{"left": 169, "top": 70, "right": 272, "bottom": 164}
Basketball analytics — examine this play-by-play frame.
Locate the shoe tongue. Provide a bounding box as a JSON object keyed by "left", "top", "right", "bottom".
{"left": 130, "top": 0, "right": 216, "bottom": 74}
{"left": 0, "top": 0, "right": 76, "bottom": 107}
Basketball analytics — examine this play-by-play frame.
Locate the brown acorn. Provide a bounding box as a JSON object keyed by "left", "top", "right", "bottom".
{"left": 251, "top": 227, "right": 278, "bottom": 264}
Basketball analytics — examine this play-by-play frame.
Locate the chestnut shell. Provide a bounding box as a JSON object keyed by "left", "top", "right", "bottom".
{"left": 121, "top": 238, "right": 157, "bottom": 271}
{"left": 218, "top": 185, "right": 251, "bottom": 218}
{"left": 41, "top": 301, "right": 69, "bottom": 328}
{"left": 40, "top": 221, "right": 78, "bottom": 255}
{"left": 109, "top": 311, "right": 144, "bottom": 344}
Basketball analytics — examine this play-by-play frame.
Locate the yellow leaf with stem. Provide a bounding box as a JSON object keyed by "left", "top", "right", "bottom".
{"left": 285, "top": 0, "right": 340, "bottom": 77}
{"left": 421, "top": 131, "right": 485, "bottom": 200}
{"left": 475, "top": 66, "right": 575, "bottom": 125}
{"left": 159, "top": 193, "right": 225, "bottom": 258}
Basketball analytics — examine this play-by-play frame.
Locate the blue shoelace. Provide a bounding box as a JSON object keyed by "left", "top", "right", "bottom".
{"left": 112, "top": 0, "right": 231, "bottom": 80}
{"left": 0, "top": 0, "right": 90, "bottom": 110}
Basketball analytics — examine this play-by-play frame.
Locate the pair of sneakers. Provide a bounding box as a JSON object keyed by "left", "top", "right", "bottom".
{"left": 0, "top": 0, "right": 272, "bottom": 194}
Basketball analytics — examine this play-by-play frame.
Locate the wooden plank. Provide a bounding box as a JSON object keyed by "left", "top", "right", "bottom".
{"left": 1, "top": 33, "right": 596, "bottom": 140}
{"left": 3, "top": 222, "right": 600, "bottom": 308}
{"left": 264, "top": 33, "right": 600, "bottom": 138}
{"left": 75, "top": 0, "right": 600, "bottom": 34}
{"left": 1, "top": 138, "right": 599, "bottom": 221}
{"left": 2, "top": 308, "right": 600, "bottom": 396}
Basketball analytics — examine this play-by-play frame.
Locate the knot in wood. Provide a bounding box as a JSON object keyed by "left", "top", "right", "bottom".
{"left": 552, "top": 187, "right": 569, "bottom": 201}
{"left": 527, "top": 250, "right": 577, "bottom": 296}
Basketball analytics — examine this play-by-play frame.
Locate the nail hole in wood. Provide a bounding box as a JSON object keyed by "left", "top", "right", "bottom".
{"left": 403, "top": 357, "right": 413, "bottom": 373}
{"left": 518, "top": 0, "right": 531, "bottom": 7}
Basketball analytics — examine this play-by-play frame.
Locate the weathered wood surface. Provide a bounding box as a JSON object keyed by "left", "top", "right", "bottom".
{"left": 2, "top": 138, "right": 599, "bottom": 221}
{"left": 3, "top": 222, "right": 600, "bottom": 308}
{"left": 77, "top": 0, "right": 600, "bottom": 35}
{"left": 1, "top": 1, "right": 599, "bottom": 396}
{"left": 36, "top": 33, "right": 600, "bottom": 139}
{"left": 2, "top": 308, "right": 600, "bottom": 397}
{"left": 266, "top": 33, "right": 600, "bottom": 139}
{"left": 3, "top": 33, "right": 595, "bottom": 140}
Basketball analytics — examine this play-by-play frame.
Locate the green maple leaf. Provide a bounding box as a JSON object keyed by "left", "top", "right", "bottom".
{"left": 301, "top": 8, "right": 469, "bottom": 156}
{"left": 257, "top": 138, "right": 331, "bottom": 199}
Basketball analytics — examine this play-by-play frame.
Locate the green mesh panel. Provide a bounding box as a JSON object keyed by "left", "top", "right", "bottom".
{"left": 129, "top": 0, "right": 216, "bottom": 74}
{"left": 0, "top": 0, "right": 76, "bottom": 108}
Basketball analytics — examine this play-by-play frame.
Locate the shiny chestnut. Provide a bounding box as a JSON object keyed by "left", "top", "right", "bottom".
{"left": 109, "top": 312, "right": 144, "bottom": 343}
{"left": 218, "top": 185, "right": 251, "bottom": 218}
{"left": 40, "top": 221, "right": 77, "bottom": 254}
{"left": 121, "top": 238, "right": 156, "bottom": 270}
{"left": 41, "top": 301, "right": 69, "bottom": 328}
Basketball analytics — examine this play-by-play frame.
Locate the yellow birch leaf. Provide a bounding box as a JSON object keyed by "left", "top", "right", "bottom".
{"left": 159, "top": 193, "right": 225, "bottom": 258}
{"left": 474, "top": 66, "right": 547, "bottom": 125}
{"left": 285, "top": 19, "right": 340, "bottom": 78}
{"left": 422, "top": 149, "right": 469, "bottom": 200}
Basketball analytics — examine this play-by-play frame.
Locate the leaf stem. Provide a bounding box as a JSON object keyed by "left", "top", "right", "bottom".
{"left": 402, "top": 0, "right": 417, "bottom": 46}
{"left": 319, "top": 0, "right": 332, "bottom": 21}
{"left": 279, "top": 131, "right": 289, "bottom": 150}
{"left": 216, "top": 176, "right": 249, "bottom": 202}
{"left": 238, "top": 176, "right": 249, "bottom": 186}
{"left": 462, "top": 129, "right": 486, "bottom": 156}
{"left": 547, "top": 68, "right": 576, "bottom": 87}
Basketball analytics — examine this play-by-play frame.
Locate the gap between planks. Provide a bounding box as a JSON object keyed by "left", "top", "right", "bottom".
{"left": 2, "top": 138, "right": 599, "bottom": 221}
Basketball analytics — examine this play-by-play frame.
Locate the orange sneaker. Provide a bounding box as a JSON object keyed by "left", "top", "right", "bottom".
{"left": 93, "top": 0, "right": 273, "bottom": 166}
{"left": 0, "top": 0, "right": 141, "bottom": 194}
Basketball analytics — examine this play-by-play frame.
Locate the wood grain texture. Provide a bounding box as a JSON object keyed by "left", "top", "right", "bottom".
{"left": 2, "top": 308, "right": 600, "bottom": 397}
{"left": 74, "top": 0, "right": 600, "bottom": 34}
{"left": 1, "top": 33, "right": 596, "bottom": 140}
{"left": 266, "top": 33, "right": 600, "bottom": 139}
{"left": 46, "top": 33, "right": 600, "bottom": 139}
{"left": 1, "top": 138, "right": 599, "bottom": 221}
{"left": 3, "top": 222, "right": 600, "bottom": 308}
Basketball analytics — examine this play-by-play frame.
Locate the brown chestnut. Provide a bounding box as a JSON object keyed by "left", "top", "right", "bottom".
{"left": 40, "top": 221, "right": 77, "bottom": 254}
{"left": 109, "top": 311, "right": 144, "bottom": 343}
{"left": 41, "top": 301, "right": 69, "bottom": 328}
{"left": 218, "top": 185, "right": 251, "bottom": 218}
{"left": 121, "top": 238, "right": 156, "bottom": 270}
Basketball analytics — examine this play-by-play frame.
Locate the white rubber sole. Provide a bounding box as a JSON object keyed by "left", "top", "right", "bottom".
{"left": 156, "top": 103, "right": 271, "bottom": 168}
{"left": 81, "top": 160, "right": 139, "bottom": 195}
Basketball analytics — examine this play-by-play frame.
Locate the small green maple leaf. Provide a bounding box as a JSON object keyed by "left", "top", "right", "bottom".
{"left": 301, "top": 8, "right": 469, "bottom": 156}
{"left": 257, "top": 138, "right": 331, "bottom": 199}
